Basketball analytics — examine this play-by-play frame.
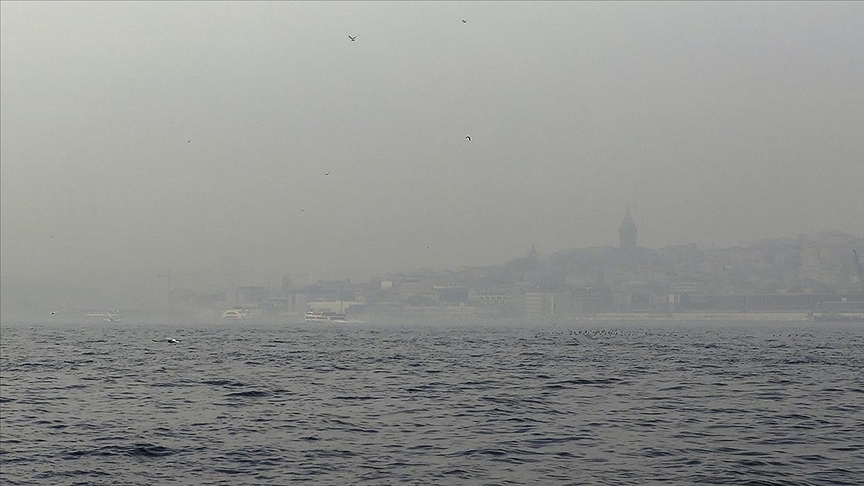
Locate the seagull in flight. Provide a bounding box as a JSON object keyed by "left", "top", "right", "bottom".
{"left": 462, "top": 19, "right": 467, "bottom": 23}
{"left": 50, "top": 311, "right": 59, "bottom": 315}
{"left": 465, "top": 135, "right": 471, "bottom": 141}
{"left": 348, "top": 35, "right": 358, "bottom": 41}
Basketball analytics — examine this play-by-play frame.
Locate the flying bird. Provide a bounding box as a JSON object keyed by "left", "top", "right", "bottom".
{"left": 465, "top": 135, "right": 471, "bottom": 141}
{"left": 50, "top": 311, "right": 58, "bottom": 315}
{"left": 462, "top": 19, "right": 467, "bottom": 23}
{"left": 348, "top": 35, "right": 358, "bottom": 41}
{"left": 324, "top": 172, "right": 330, "bottom": 176}
{"left": 187, "top": 140, "right": 191, "bottom": 143}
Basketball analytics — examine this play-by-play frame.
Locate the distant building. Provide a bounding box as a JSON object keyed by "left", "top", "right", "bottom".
{"left": 520, "top": 291, "right": 556, "bottom": 316}
{"left": 235, "top": 286, "right": 266, "bottom": 305}
{"left": 619, "top": 209, "right": 637, "bottom": 250}
{"left": 434, "top": 286, "right": 469, "bottom": 304}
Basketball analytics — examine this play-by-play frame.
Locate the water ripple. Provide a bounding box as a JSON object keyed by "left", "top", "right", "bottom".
{"left": 1, "top": 321, "right": 862, "bottom": 485}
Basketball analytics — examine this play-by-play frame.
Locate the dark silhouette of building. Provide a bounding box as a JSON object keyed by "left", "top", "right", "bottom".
{"left": 619, "top": 208, "right": 637, "bottom": 250}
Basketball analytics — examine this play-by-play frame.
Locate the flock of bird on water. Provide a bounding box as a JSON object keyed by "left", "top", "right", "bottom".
{"left": 533, "top": 329, "right": 818, "bottom": 339}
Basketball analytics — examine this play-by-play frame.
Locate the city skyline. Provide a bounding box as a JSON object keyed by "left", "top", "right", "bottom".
{"left": 2, "top": 218, "right": 861, "bottom": 319}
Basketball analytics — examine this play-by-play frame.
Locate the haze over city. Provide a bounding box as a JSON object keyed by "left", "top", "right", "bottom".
{"left": 2, "top": 1, "right": 862, "bottom": 309}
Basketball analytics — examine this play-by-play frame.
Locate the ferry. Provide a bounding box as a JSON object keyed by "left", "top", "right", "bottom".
{"left": 222, "top": 308, "right": 250, "bottom": 319}
{"left": 304, "top": 311, "right": 347, "bottom": 322}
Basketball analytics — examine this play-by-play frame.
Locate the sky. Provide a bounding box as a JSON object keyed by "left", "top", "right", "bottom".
{"left": 1, "top": 1, "right": 863, "bottom": 302}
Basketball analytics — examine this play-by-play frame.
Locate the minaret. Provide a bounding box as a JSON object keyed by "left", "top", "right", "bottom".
{"left": 619, "top": 209, "right": 637, "bottom": 250}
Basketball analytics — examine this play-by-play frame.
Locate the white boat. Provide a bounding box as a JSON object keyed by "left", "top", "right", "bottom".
{"left": 304, "top": 311, "right": 347, "bottom": 322}
{"left": 86, "top": 309, "right": 122, "bottom": 322}
{"left": 222, "top": 308, "right": 250, "bottom": 319}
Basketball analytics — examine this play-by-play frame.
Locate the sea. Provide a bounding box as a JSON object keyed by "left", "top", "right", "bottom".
{"left": 0, "top": 318, "right": 862, "bottom": 485}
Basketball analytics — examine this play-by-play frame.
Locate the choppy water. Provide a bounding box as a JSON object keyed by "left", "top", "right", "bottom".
{"left": 1, "top": 320, "right": 862, "bottom": 485}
